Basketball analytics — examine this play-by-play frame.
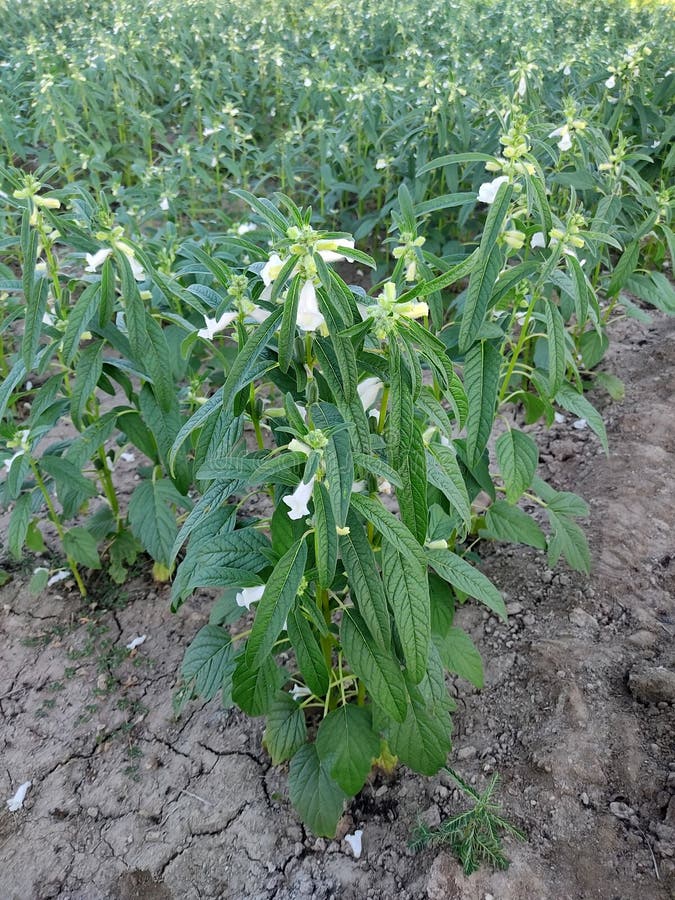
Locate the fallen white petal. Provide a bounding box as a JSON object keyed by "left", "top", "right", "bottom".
{"left": 126, "top": 635, "right": 146, "bottom": 650}
{"left": 290, "top": 684, "right": 311, "bottom": 700}
{"left": 345, "top": 830, "right": 363, "bottom": 859}
{"left": 120, "top": 452, "right": 135, "bottom": 462}
{"left": 6, "top": 781, "right": 31, "bottom": 812}
{"left": 235, "top": 585, "right": 265, "bottom": 610}
{"left": 554, "top": 412, "right": 566, "bottom": 424}
{"left": 572, "top": 418, "right": 587, "bottom": 430}
{"left": 47, "top": 570, "right": 70, "bottom": 587}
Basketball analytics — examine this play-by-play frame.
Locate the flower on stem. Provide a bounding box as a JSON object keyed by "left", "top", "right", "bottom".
{"left": 530, "top": 231, "right": 546, "bottom": 249}
{"left": 357, "top": 377, "right": 383, "bottom": 412}
{"left": 297, "top": 280, "right": 325, "bottom": 332}
{"left": 549, "top": 124, "right": 573, "bottom": 152}
{"left": 235, "top": 585, "right": 265, "bottom": 610}
{"left": 197, "top": 311, "right": 238, "bottom": 339}
{"left": 477, "top": 175, "right": 509, "bottom": 204}
{"left": 283, "top": 476, "right": 315, "bottom": 520}
{"left": 85, "top": 248, "right": 113, "bottom": 272}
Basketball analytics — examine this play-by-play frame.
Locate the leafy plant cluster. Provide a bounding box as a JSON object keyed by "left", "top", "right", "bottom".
{"left": 0, "top": 0, "right": 674, "bottom": 836}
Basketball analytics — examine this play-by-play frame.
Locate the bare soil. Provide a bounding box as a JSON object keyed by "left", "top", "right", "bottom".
{"left": 1, "top": 313, "right": 674, "bottom": 900}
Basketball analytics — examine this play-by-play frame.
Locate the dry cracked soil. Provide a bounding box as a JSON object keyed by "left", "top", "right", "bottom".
{"left": 1, "top": 313, "right": 674, "bottom": 900}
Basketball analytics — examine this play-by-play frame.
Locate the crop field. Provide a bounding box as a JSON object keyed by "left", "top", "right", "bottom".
{"left": 0, "top": 0, "right": 674, "bottom": 898}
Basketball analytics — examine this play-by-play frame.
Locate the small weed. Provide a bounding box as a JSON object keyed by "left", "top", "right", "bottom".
{"left": 410, "top": 768, "right": 525, "bottom": 875}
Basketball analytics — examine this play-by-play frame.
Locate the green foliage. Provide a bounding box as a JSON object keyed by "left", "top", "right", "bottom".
{"left": 410, "top": 768, "right": 526, "bottom": 875}
{"left": 0, "top": 0, "right": 673, "bottom": 838}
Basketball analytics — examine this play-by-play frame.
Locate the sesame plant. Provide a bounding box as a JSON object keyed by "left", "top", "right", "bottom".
{"left": 171, "top": 180, "right": 604, "bottom": 836}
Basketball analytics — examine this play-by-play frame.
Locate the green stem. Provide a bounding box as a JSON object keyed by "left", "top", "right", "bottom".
{"left": 30, "top": 459, "right": 87, "bottom": 596}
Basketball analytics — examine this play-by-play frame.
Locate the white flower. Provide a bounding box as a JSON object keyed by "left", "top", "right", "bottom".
{"left": 378, "top": 479, "right": 392, "bottom": 495}
{"left": 47, "top": 570, "right": 70, "bottom": 587}
{"left": 315, "top": 238, "right": 354, "bottom": 263}
{"left": 549, "top": 125, "right": 572, "bottom": 151}
{"left": 517, "top": 74, "right": 527, "bottom": 97}
{"left": 235, "top": 585, "right": 265, "bottom": 610}
{"left": 283, "top": 476, "right": 315, "bottom": 520}
{"left": 126, "top": 635, "right": 146, "bottom": 650}
{"left": 6, "top": 781, "right": 31, "bottom": 812}
{"left": 344, "top": 830, "right": 363, "bottom": 859}
{"left": 477, "top": 175, "right": 509, "bottom": 205}
{"left": 288, "top": 438, "right": 312, "bottom": 456}
{"left": 375, "top": 158, "right": 388, "bottom": 170}
{"left": 159, "top": 197, "right": 169, "bottom": 211}
{"left": 3, "top": 450, "right": 24, "bottom": 472}
{"left": 84, "top": 248, "right": 113, "bottom": 272}
{"left": 563, "top": 64, "right": 572, "bottom": 76}
{"left": 357, "top": 377, "right": 383, "bottom": 412}
{"left": 605, "top": 75, "right": 616, "bottom": 89}
{"left": 296, "top": 281, "right": 325, "bottom": 332}
{"left": 290, "top": 684, "right": 312, "bottom": 701}
{"left": 197, "top": 311, "right": 238, "bottom": 339}
{"left": 530, "top": 231, "right": 546, "bottom": 249}
{"left": 237, "top": 222, "right": 257, "bottom": 235}
{"left": 261, "top": 252, "right": 284, "bottom": 287}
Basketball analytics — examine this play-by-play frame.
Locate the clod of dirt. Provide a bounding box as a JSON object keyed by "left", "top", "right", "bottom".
{"left": 627, "top": 666, "right": 675, "bottom": 704}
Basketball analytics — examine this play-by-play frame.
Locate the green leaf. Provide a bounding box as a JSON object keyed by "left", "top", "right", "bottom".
{"left": 546, "top": 510, "right": 591, "bottom": 573}
{"left": 232, "top": 653, "right": 285, "bottom": 716}
{"left": 171, "top": 527, "right": 269, "bottom": 605}
{"left": 426, "top": 444, "right": 472, "bottom": 531}
{"left": 435, "top": 626, "right": 484, "bottom": 688}
{"left": 182, "top": 625, "right": 235, "bottom": 702}
{"left": 313, "top": 481, "right": 338, "bottom": 588}
{"left": 340, "top": 511, "right": 391, "bottom": 649}
{"left": 464, "top": 341, "right": 501, "bottom": 468}
{"left": 543, "top": 300, "right": 566, "bottom": 396}
{"left": 287, "top": 605, "right": 330, "bottom": 697}
{"left": 381, "top": 541, "right": 430, "bottom": 684}
{"left": 316, "top": 705, "right": 380, "bottom": 795}
{"left": 29, "top": 567, "right": 49, "bottom": 594}
{"left": 426, "top": 548, "right": 506, "bottom": 621}
{"left": 71, "top": 341, "right": 104, "bottom": 428}
{"left": 7, "top": 493, "right": 31, "bottom": 560}
{"left": 349, "top": 492, "right": 426, "bottom": 567}
{"left": 63, "top": 527, "right": 101, "bottom": 570}
{"left": 480, "top": 501, "right": 546, "bottom": 550}
{"left": 222, "top": 307, "right": 283, "bottom": 411}
{"left": 40, "top": 455, "right": 97, "bottom": 520}
{"left": 311, "top": 402, "right": 353, "bottom": 527}
{"left": 278, "top": 275, "right": 301, "bottom": 372}
{"left": 555, "top": 383, "right": 608, "bottom": 453}
{"left": 62, "top": 282, "right": 101, "bottom": 363}
{"left": 388, "top": 344, "right": 428, "bottom": 542}
{"left": 168, "top": 387, "right": 224, "bottom": 472}
{"left": 458, "top": 182, "right": 512, "bottom": 352}
{"left": 341, "top": 608, "right": 408, "bottom": 723}
{"left": 495, "top": 429, "right": 538, "bottom": 504}
{"left": 386, "top": 678, "right": 452, "bottom": 775}
{"left": 263, "top": 692, "right": 308, "bottom": 764}
{"left": 128, "top": 478, "right": 185, "bottom": 567}
{"left": 288, "top": 743, "right": 347, "bottom": 837}
{"left": 607, "top": 241, "right": 639, "bottom": 297}
{"left": 246, "top": 537, "right": 307, "bottom": 668}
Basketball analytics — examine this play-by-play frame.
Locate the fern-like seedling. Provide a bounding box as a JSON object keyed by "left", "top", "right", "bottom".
{"left": 410, "top": 768, "right": 526, "bottom": 875}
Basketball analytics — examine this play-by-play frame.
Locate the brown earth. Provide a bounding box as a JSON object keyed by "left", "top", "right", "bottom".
{"left": 0, "top": 313, "right": 674, "bottom": 900}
